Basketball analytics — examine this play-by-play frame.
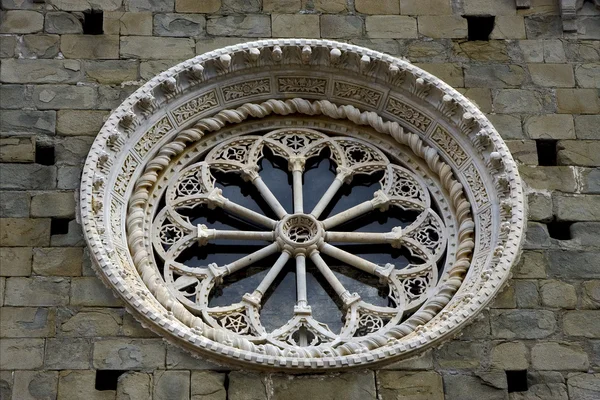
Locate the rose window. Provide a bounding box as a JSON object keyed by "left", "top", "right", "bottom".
{"left": 81, "top": 39, "right": 525, "bottom": 370}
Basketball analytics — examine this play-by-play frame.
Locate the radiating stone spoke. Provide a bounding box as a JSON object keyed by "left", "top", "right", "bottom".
{"left": 251, "top": 176, "right": 288, "bottom": 219}
{"left": 319, "top": 242, "right": 394, "bottom": 281}
{"left": 224, "top": 242, "right": 280, "bottom": 275}
{"left": 310, "top": 176, "right": 345, "bottom": 219}
{"left": 325, "top": 229, "right": 402, "bottom": 246}
{"left": 295, "top": 254, "right": 309, "bottom": 311}
{"left": 196, "top": 224, "right": 275, "bottom": 245}
{"left": 310, "top": 252, "right": 361, "bottom": 307}
{"left": 243, "top": 251, "right": 291, "bottom": 307}
{"left": 292, "top": 169, "right": 304, "bottom": 213}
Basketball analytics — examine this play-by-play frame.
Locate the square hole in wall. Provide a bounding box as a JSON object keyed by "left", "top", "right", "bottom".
{"left": 506, "top": 370, "right": 528, "bottom": 393}
{"left": 35, "top": 143, "right": 55, "bottom": 166}
{"left": 83, "top": 10, "right": 104, "bottom": 35}
{"left": 547, "top": 220, "right": 573, "bottom": 240}
{"left": 464, "top": 16, "right": 495, "bottom": 41}
{"left": 50, "top": 218, "right": 71, "bottom": 235}
{"left": 95, "top": 370, "right": 126, "bottom": 391}
{"left": 536, "top": 140, "right": 558, "bottom": 166}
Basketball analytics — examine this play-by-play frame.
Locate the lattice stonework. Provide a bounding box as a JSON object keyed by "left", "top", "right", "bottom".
{"left": 81, "top": 39, "right": 525, "bottom": 371}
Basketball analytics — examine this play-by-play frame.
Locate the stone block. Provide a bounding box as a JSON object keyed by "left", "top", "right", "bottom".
{"left": 122, "top": 312, "right": 159, "bottom": 338}
{"left": 405, "top": 40, "right": 449, "bottom": 62}
{"left": 195, "top": 37, "right": 249, "bottom": 56}
{"left": 506, "top": 140, "right": 538, "bottom": 165}
{"left": 575, "top": 115, "right": 600, "bottom": 140}
{"left": 490, "top": 16, "right": 526, "bottom": 39}
{"left": 320, "top": 15, "right": 363, "bottom": 38}
{"left": 574, "top": 64, "right": 600, "bottom": 88}
{"left": 272, "top": 14, "right": 320, "bottom": 38}
{"left": 58, "top": 370, "right": 115, "bottom": 400}
{"left": 0, "top": 218, "right": 51, "bottom": 246}
{"left": 50, "top": 219, "right": 84, "bottom": 247}
{"left": 0, "top": 110, "right": 56, "bottom": 136}
{"left": 532, "top": 342, "right": 589, "bottom": 371}
{"left": 491, "top": 341, "right": 529, "bottom": 370}
{"left": 491, "top": 309, "right": 556, "bottom": 339}
{"left": 13, "top": 370, "right": 59, "bottom": 400}
{"left": 514, "top": 280, "right": 539, "bottom": 308}
{"left": 554, "top": 194, "right": 600, "bottom": 221}
{"left": 510, "top": 372, "right": 568, "bottom": 400}
{"left": 44, "top": 11, "right": 83, "bottom": 34}
{"left": 415, "top": 63, "right": 463, "bottom": 87}
{"left": 0, "top": 84, "right": 30, "bottom": 109}
{"left": 57, "top": 110, "right": 109, "bottom": 136}
{"left": 0, "top": 35, "right": 16, "bottom": 57}
{"left": 491, "top": 284, "right": 516, "bottom": 308}
{"left": 443, "top": 374, "right": 508, "bottom": 400}
{"left": 5, "top": 276, "right": 69, "bottom": 306}
{"left": 83, "top": 60, "right": 140, "bottom": 84}
{"left": 524, "top": 221, "right": 552, "bottom": 249}
{"left": 547, "top": 250, "right": 600, "bottom": 279}
{"left": 543, "top": 40, "right": 567, "bottom": 63}
{"left": 104, "top": 11, "right": 153, "bottom": 35}
{"left": 0, "top": 338, "right": 44, "bottom": 369}
{"left": 460, "top": 310, "right": 491, "bottom": 339}
{"left": 71, "top": 277, "right": 122, "bottom": 307}
{"left": 270, "top": 371, "right": 377, "bottom": 400}
{"left": 191, "top": 371, "right": 226, "bottom": 400}
{"left": 463, "top": 0, "right": 516, "bottom": 15}
{"left": 378, "top": 371, "right": 443, "bottom": 400}
{"left": 557, "top": 141, "right": 600, "bottom": 167}
{"left": 582, "top": 280, "right": 600, "bottom": 309}
{"left": 459, "top": 88, "right": 492, "bottom": 112}
{"left": 32, "top": 247, "right": 82, "bottom": 276}
{"left": 0, "top": 279, "right": 4, "bottom": 307}
{"left": 355, "top": 0, "right": 399, "bottom": 14}
{"left": 154, "top": 370, "right": 190, "bottom": 400}
{"left": 20, "top": 34, "right": 60, "bottom": 58}
{"left": 581, "top": 168, "right": 600, "bottom": 194}
{"left": 493, "top": 89, "right": 550, "bottom": 113}
{"left": 57, "top": 165, "right": 83, "bottom": 190}
{"left": 418, "top": 16, "right": 468, "bottom": 39}
{"left": 434, "top": 341, "right": 484, "bottom": 369}
{"left": 540, "top": 280, "right": 577, "bottom": 309}
{"left": 567, "top": 373, "right": 600, "bottom": 400}
{"left": 206, "top": 15, "right": 270, "bottom": 37}
{"left": 366, "top": 16, "right": 417, "bottom": 38}
{"left": 557, "top": 89, "right": 600, "bottom": 114}
{"left": 400, "top": 0, "right": 452, "bottom": 15}
{"left": 0, "top": 191, "right": 30, "bottom": 218}
{"left": 166, "top": 344, "right": 228, "bottom": 370}
{"left": 228, "top": 372, "right": 267, "bottom": 400}
{"left": 0, "top": 137, "right": 35, "bottom": 162}
{"left": 59, "top": 307, "right": 122, "bottom": 337}
{"left": 126, "top": 0, "right": 174, "bottom": 11}
{"left": 382, "top": 349, "right": 434, "bottom": 370}
{"left": 307, "top": 0, "right": 347, "bottom": 13}
{"left": 525, "top": 15, "right": 563, "bottom": 39}
{"left": 453, "top": 40, "right": 510, "bottom": 62}
{"left": 60, "top": 35, "right": 119, "bottom": 59}
{"left": 121, "top": 36, "right": 195, "bottom": 59}
{"left": 93, "top": 339, "right": 166, "bottom": 369}
{"left": 176, "top": 0, "right": 221, "bottom": 12}
{"left": 524, "top": 114, "right": 575, "bottom": 139}
{"left": 1, "top": 58, "right": 82, "bottom": 84}
{"left": 45, "top": 337, "right": 92, "bottom": 369}
{"left": 0, "top": 10, "right": 43, "bottom": 33}
{"left": 527, "top": 192, "right": 552, "bottom": 222}
{"left": 30, "top": 191, "right": 76, "bottom": 218}
{"left": 528, "top": 63, "right": 575, "bottom": 87}
{"left": 54, "top": 136, "right": 94, "bottom": 166}
{"left": 33, "top": 84, "right": 98, "bottom": 110}
{"left": 154, "top": 13, "right": 206, "bottom": 37}
{"left": 221, "top": 0, "right": 260, "bottom": 12}
{"left": 487, "top": 115, "right": 524, "bottom": 139}
{"left": 351, "top": 38, "right": 400, "bottom": 56}
{"left": 465, "top": 64, "right": 525, "bottom": 88}
{"left": 519, "top": 40, "right": 544, "bottom": 62}
{"left": 117, "top": 372, "right": 153, "bottom": 400}
{"left": 518, "top": 166, "right": 576, "bottom": 192}
{"left": 48, "top": 0, "right": 122, "bottom": 11}
{"left": 0, "top": 306, "right": 55, "bottom": 337}
{"left": 0, "top": 247, "right": 32, "bottom": 276}
{"left": 570, "top": 222, "right": 600, "bottom": 248}
{"left": 564, "top": 311, "right": 600, "bottom": 338}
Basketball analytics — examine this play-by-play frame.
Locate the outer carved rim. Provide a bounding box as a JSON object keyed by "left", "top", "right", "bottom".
{"left": 80, "top": 39, "right": 526, "bottom": 371}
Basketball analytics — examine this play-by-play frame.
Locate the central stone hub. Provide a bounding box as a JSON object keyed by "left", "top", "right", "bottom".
{"left": 279, "top": 214, "right": 322, "bottom": 248}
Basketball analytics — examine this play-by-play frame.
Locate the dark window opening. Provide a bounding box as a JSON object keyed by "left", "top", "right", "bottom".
{"left": 506, "top": 370, "right": 528, "bottom": 393}
{"left": 536, "top": 140, "right": 558, "bottom": 166}
{"left": 95, "top": 370, "right": 126, "bottom": 391}
{"left": 51, "top": 218, "right": 71, "bottom": 235}
{"left": 547, "top": 220, "right": 573, "bottom": 240}
{"left": 35, "top": 143, "right": 55, "bottom": 166}
{"left": 465, "top": 16, "right": 495, "bottom": 41}
{"left": 83, "top": 10, "right": 104, "bottom": 35}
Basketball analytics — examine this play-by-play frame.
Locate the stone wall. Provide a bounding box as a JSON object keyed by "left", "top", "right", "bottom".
{"left": 0, "top": 0, "right": 599, "bottom": 399}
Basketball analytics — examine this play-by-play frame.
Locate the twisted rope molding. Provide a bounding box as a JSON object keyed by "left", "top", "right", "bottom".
{"left": 126, "top": 98, "right": 474, "bottom": 358}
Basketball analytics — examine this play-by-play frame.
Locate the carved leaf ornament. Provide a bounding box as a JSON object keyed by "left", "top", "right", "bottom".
{"left": 81, "top": 39, "right": 525, "bottom": 371}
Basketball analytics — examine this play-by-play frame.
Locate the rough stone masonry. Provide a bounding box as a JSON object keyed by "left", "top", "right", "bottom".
{"left": 0, "top": 0, "right": 599, "bottom": 399}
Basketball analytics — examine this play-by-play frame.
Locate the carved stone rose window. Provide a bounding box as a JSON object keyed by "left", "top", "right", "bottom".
{"left": 81, "top": 39, "right": 525, "bottom": 370}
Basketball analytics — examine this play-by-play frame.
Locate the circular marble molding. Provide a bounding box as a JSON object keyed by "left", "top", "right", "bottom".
{"left": 80, "top": 39, "right": 526, "bottom": 371}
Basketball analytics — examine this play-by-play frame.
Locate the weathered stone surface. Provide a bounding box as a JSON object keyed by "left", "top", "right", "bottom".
{"left": 13, "top": 370, "right": 59, "bottom": 400}
{"left": 567, "top": 373, "right": 600, "bottom": 400}
{"left": 228, "top": 372, "right": 267, "bottom": 400}
{"left": 30, "top": 191, "right": 75, "bottom": 218}
{"left": 366, "top": 16, "right": 417, "bottom": 38}
{"left": 176, "top": 0, "right": 220, "bottom": 12}
{"left": 59, "top": 308, "right": 122, "bottom": 337}
{"left": 195, "top": 37, "right": 248, "bottom": 55}
{"left": 557, "top": 89, "right": 600, "bottom": 114}
{"left": 460, "top": 310, "right": 491, "bottom": 339}
{"left": 575, "top": 115, "right": 600, "bottom": 140}
{"left": 93, "top": 339, "right": 166, "bottom": 369}
{"left": 514, "top": 280, "right": 539, "bottom": 308}
{"left": 574, "top": 64, "right": 600, "bottom": 88}
{"left": 518, "top": 166, "right": 576, "bottom": 192}
{"left": 401, "top": 0, "right": 452, "bottom": 15}
{"left": 352, "top": 38, "right": 400, "bottom": 55}
{"left": 525, "top": 16, "right": 563, "bottom": 39}
{"left": 563, "top": 311, "right": 600, "bottom": 338}
{"left": 459, "top": 88, "right": 492, "bottom": 112}
{"left": 0, "top": 218, "right": 51, "bottom": 246}
{"left": 490, "top": 16, "right": 526, "bottom": 39}
{"left": 308, "top": 0, "right": 346, "bottom": 12}
{"left": 415, "top": 63, "right": 463, "bottom": 87}
{"left": 206, "top": 15, "right": 270, "bottom": 37}
{"left": 270, "top": 372, "right": 376, "bottom": 400}
{"left": 5, "top": 276, "right": 69, "bottom": 306}
{"left": 540, "top": 280, "right": 577, "bottom": 309}
{"left": 519, "top": 40, "right": 544, "bottom": 63}
{"left": 71, "top": 277, "right": 122, "bottom": 307}
{"left": 57, "top": 110, "right": 108, "bottom": 136}
{"left": 487, "top": 115, "right": 524, "bottom": 139}
{"left": 378, "top": 371, "right": 443, "bottom": 400}
{"left": 44, "top": 11, "right": 83, "bottom": 34}
{"left": 220, "top": 0, "right": 260, "bottom": 12}
{"left": 491, "top": 341, "right": 529, "bottom": 370}
{"left": 532, "top": 342, "right": 589, "bottom": 371}
{"left": 321, "top": 15, "right": 364, "bottom": 38}
{"left": 0, "top": 110, "right": 55, "bottom": 136}
{"left": 84, "top": 60, "right": 139, "bottom": 84}
{"left": 491, "top": 284, "right": 516, "bottom": 308}
{"left": 50, "top": 219, "right": 84, "bottom": 247}
{"left": 355, "top": 0, "right": 399, "bottom": 14}
{"left": 528, "top": 64, "right": 575, "bottom": 87}
{"left": 463, "top": 0, "right": 515, "bottom": 15}
{"left": 418, "top": 16, "right": 467, "bottom": 38}
{"left": 557, "top": 141, "right": 600, "bottom": 167}
{"left": 443, "top": 374, "right": 508, "bottom": 400}
{"left": 191, "top": 371, "right": 226, "bottom": 400}
{"left": 48, "top": 0, "right": 122, "bottom": 11}
{"left": 382, "top": 350, "right": 434, "bottom": 370}
{"left": 154, "top": 370, "right": 190, "bottom": 400}
{"left": 32, "top": 247, "right": 82, "bottom": 276}
{"left": 404, "top": 39, "right": 449, "bottom": 62}
{"left": 510, "top": 372, "right": 568, "bottom": 400}
{"left": 0, "top": 84, "right": 30, "bottom": 109}
{"left": 0, "top": 10, "right": 43, "bottom": 33}
{"left": 116, "top": 372, "right": 152, "bottom": 400}
{"left": 45, "top": 337, "right": 92, "bottom": 369}
{"left": 126, "top": 0, "right": 174, "bottom": 12}
{"left": 582, "top": 280, "right": 600, "bottom": 309}
{"left": 524, "top": 221, "right": 552, "bottom": 249}
{"left": 0, "top": 338, "right": 44, "bottom": 369}
{"left": 491, "top": 309, "right": 556, "bottom": 339}
{"left": 570, "top": 222, "right": 600, "bottom": 248}
{"left": 465, "top": 64, "right": 525, "bottom": 88}
{"left": 272, "top": 14, "right": 320, "bottom": 38}
{"left": 122, "top": 312, "right": 159, "bottom": 338}
{"left": 434, "top": 341, "right": 484, "bottom": 369}
{"left": 494, "top": 89, "right": 551, "bottom": 113}
{"left": 104, "top": 11, "right": 153, "bottom": 35}
{"left": 543, "top": 40, "right": 567, "bottom": 63}
{"left": 0, "top": 307, "right": 54, "bottom": 337}
{"left": 1, "top": 59, "right": 82, "bottom": 83}
{"left": 0, "top": 191, "right": 30, "bottom": 218}
{"left": 0, "top": 247, "right": 32, "bottom": 276}
{"left": 525, "top": 114, "right": 575, "bottom": 139}
{"left": 263, "top": 0, "right": 300, "bottom": 12}
{"left": 154, "top": 13, "right": 205, "bottom": 37}
{"left": 166, "top": 344, "right": 227, "bottom": 370}
{"left": 554, "top": 194, "right": 600, "bottom": 221}
{"left": 0, "top": 35, "right": 16, "bottom": 57}
{"left": 58, "top": 370, "right": 115, "bottom": 400}
{"left": 0, "top": 137, "right": 35, "bottom": 162}
{"left": 121, "top": 36, "right": 195, "bottom": 59}
{"left": 33, "top": 84, "right": 98, "bottom": 110}
{"left": 60, "top": 35, "right": 119, "bottom": 59}
{"left": 453, "top": 40, "right": 509, "bottom": 61}
{"left": 54, "top": 136, "right": 94, "bottom": 165}
{"left": 547, "top": 250, "right": 600, "bottom": 279}
{"left": 527, "top": 191, "right": 553, "bottom": 222}
{"left": 20, "top": 34, "right": 60, "bottom": 58}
